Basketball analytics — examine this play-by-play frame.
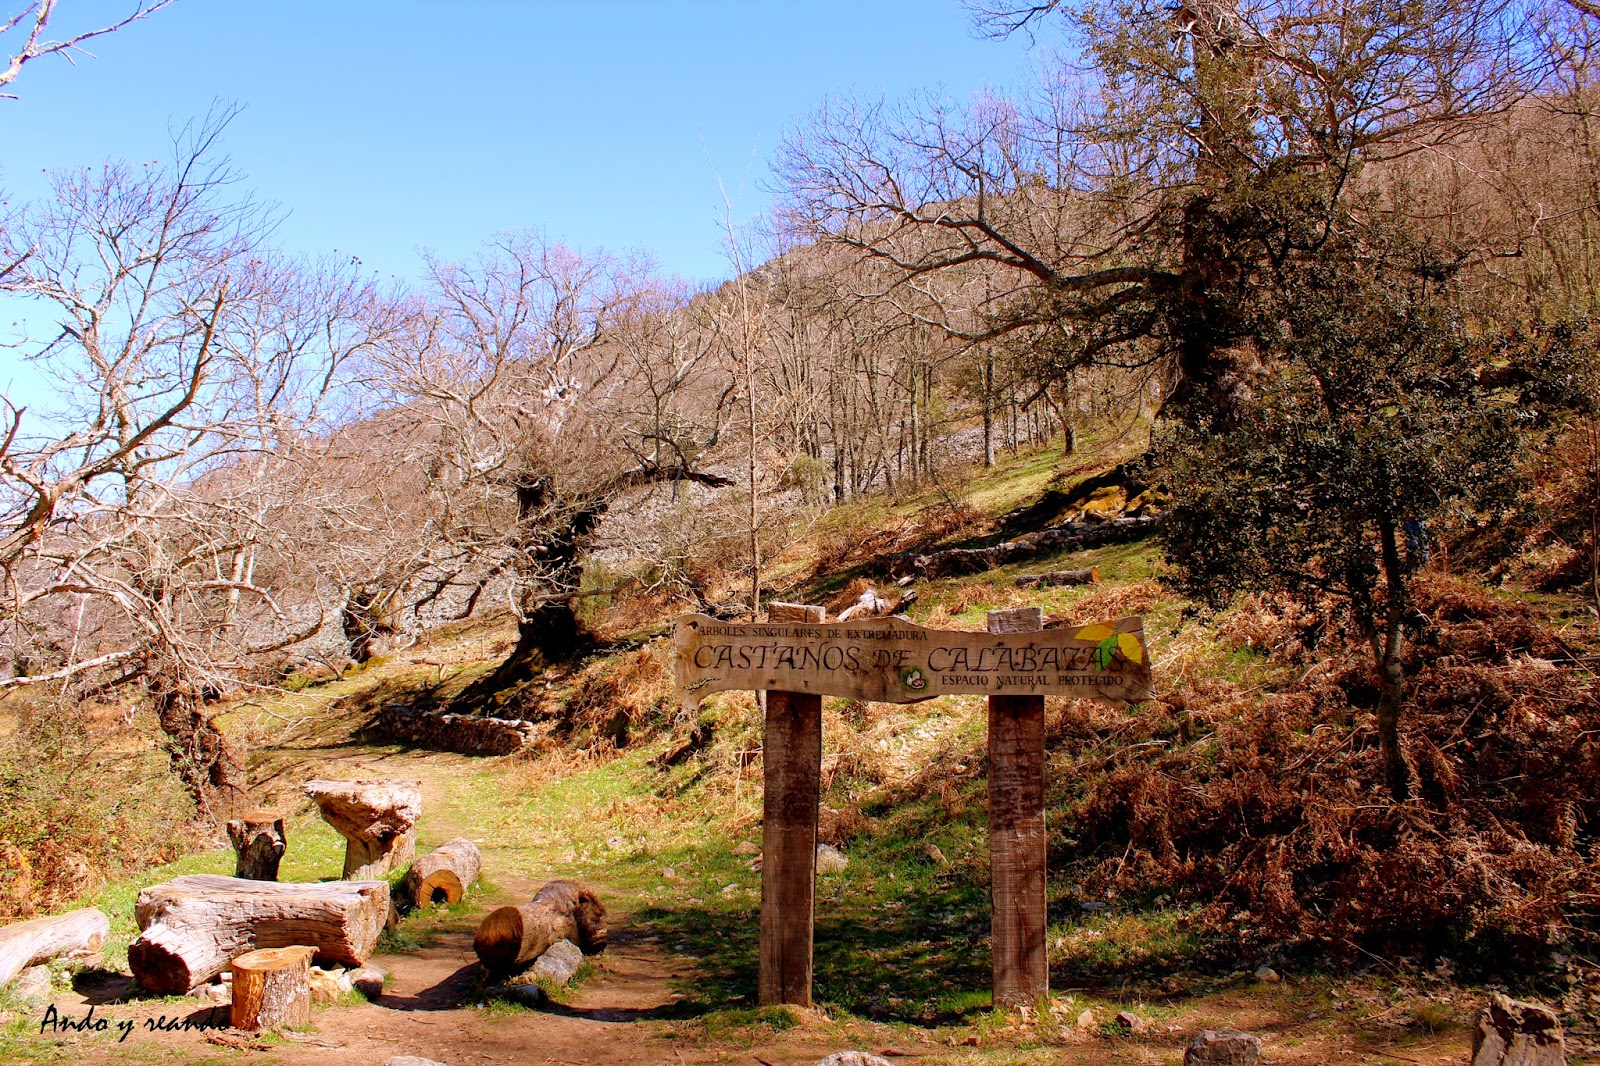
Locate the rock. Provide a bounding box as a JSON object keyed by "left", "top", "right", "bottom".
{"left": 922, "top": 843, "right": 947, "bottom": 866}
{"left": 190, "top": 980, "right": 230, "bottom": 1006}
{"left": 1184, "top": 1029, "right": 1262, "bottom": 1066}
{"left": 818, "top": 1053, "right": 895, "bottom": 1066}
{"left": 531, "top": 938, "right": 584, "bottom": 985}
{"left": 604, "top": 836, "right": 626, "bottom": 850}
{"left": 1076, "top": 1008, "right": 1095, "bottom": 1029}
{"left": 10, "top": 965, "right": 51, "bottom": 1005}
{"left": 1080, "top": 900, "right": 1109, "bottom": 912}
{"left": 498, "top": 982, "right": 546, "bottom": 1006}
{"left": 1253, "top": 965, "right": 1280, "bottom": 984}
{"left": 732, "top": 841, "right": 759, "bottom": 856}
{"left": 384, "top": 1058, "right": 448, "bottom": 1066}
{"left": 349, "top": 965, "right": 385, "bottom": 999}
{"left": 1471, "top": 994, "right": 1565, "bottom": 1066}
{"left": 1116, "top": 1010, "right": 1147, "bottom": 1032}
{"left": 307, "top": 965, "right": 344, "bottom": 1006}
{"left": 816, "top": 843, "right": 849, "bottom": 875}
{"left": 661, "top": 867, "right": 676, "bottom": 880}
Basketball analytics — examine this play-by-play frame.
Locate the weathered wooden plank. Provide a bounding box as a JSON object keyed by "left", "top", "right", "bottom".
{"left": 988, "top": 607, "right": 1049, "bottom": 1008}
{"left": 675, "top": 613, "right": 1150, "bottom": 708}
{"left": 759, "top": 602, "right": 824, "bottom": 1008}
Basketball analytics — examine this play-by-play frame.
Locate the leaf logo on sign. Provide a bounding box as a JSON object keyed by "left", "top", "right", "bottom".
{"left": 1075, "top": 624, "right": 1143, "bottom": 671}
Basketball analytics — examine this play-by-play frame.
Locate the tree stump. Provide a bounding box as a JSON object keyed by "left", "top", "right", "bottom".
{"left": 230, "top": 946, "right": 313, "bottom": 1030}
{"left": 0, "top": 908, "right": 110, "bottom": 989}
{"left": 473, "top": 880, "right": 606, "bottom": 974}
{"left": 401, "top": 837, "right": 482, "bottom": 910}
{"left": 129, "top": 874, "right": 388, "bottom": 993}
{"left": 226, "top": 811, "right": 286, "bottom": 881}
{"left": 303, "top": 778, "right": 422, "bottom": 880}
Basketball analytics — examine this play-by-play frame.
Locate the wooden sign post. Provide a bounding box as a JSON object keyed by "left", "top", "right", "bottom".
{"left": 674, "top": 604, "right": 1151, "bottom": 1009}
{"left": 986, "top": 607, "right": 1048, "bottom": 1006}
{"left": 759, "top": 602, "right": 825, "bottom": 1007}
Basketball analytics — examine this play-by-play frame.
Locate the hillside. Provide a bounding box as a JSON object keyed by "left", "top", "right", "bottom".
{"left": 3, "top": 434, "right": 1596, "bottom": 1065}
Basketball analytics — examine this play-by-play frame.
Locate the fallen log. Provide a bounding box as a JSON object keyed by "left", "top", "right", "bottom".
{"left": 473, "top": 880, "right": 606, "bottom": 975}
{"left": 128, "top": 874, "right": 388, "bottom": 994}
{"left": 0, "top": 908, "right": 110, "bottom": 989}
{"left": 401, "top": 837, "right": 483, "bottom": 909}
{"left": 1015, "top": 567, "right": 1100, "bottom": 588}
{"left": 303, "top": 778, "right": 422, "bottom": 879}
{"left": 230, "top": 946, "right": 313, "bottom": 1031}
{"left": 879, "top": 516, "right": 1159, "bottom": 580}
{"left": 227, "top": 811, "right": 286, "bottom": 881}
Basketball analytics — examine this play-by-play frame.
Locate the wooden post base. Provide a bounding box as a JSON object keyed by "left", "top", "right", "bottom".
{"left": 230, "top": 946, "right": 313, "bottom": 1030}
{"left": 988, "top": 607, "right": 1049, "bottom": 1007}
{"left": 759, "top": 602, "right": 825, "bottom": 1007}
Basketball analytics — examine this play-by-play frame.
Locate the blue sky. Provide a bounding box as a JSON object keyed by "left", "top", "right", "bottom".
{"left": 1, "top": 1, "right": 1037, "bottom": 285}
{"left": 0, "top": 0, "right": 1043, "bottom": 409}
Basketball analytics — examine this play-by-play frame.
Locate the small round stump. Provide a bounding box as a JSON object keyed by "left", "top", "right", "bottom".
{"left": 226, "top": 811, "right": 286, "bottom": 881}
{"left": 230, "top": 946, "right": 314, "bottom": 1031}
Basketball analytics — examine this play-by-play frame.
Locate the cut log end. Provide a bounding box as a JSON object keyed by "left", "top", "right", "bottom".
{"left": 473, "top": 880, "right": 606, "bottom": 975}
{"left": 230, "top": 946, "right": 313, "bottom": 1031}
{"left": 401, "top": 837, "right": 482, "bottom": 910}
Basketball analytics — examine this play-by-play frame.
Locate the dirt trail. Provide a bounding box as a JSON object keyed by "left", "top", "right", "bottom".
{"left": 23, "top": 748, "right": 841, "bottom": 1065}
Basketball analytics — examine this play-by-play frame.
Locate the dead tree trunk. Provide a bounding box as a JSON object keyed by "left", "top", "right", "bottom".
{"left": 0, "top": 908, "right": 110, "bottom": 989}
{"left": 341, "top": 584, "right": 404, "bottom": 664}
{"left": 128, "top": 874, "right": 389, "bottom": 994}
{"left": 401, "top": 837, "right": 483, "bottom": 909}
{"left": 152, "top": 680, "right": 247, "bottom": 819}
{"left": 473, "top": 880, "right": 606, "bottom": 975}
{"left": 230, "top": 946, "right": 313, "bottom": 1031}
{"left": 303, "top": 779, "right": 422, "bottom": 880}
{"left": 226, "top": 812, "right": 286, "bottom": 881}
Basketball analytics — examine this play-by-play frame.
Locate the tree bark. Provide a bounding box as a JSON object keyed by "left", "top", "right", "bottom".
{"left": 226, "top": 812, "right": 286, "bottom": 881}
{"left": 401, "top": 837, "right": 483, "bottom": 909}
{"left": 473, "top": 880, "right": 606, "bottom": 975}
{"left": 1374, "top": 517, "right": 1414, "bottom": 801}
{"left": 129, "top": 874, "right": 389, "bottom": 994}
{"left": 152, "top": 682, "right": 247, "bottom": 819}
{"left": 303, "top": 778, "right": 422, "bottom": 880}
{"left": 0, "top": 908, "right": 109, "bottom": 989}
{"left": 230, "top": 946, "right": 313, "bottom": 1031}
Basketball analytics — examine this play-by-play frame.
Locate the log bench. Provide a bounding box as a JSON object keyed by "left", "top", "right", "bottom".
{"left": 128, "top": 874, "right": 388, "bottom": 994}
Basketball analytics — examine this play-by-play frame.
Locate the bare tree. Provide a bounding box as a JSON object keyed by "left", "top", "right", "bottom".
{"left": 0, "top": 115, "right": 396, "bottom": 815}
{"left": 2, "top": 0, "right": 174, "bottom": 99}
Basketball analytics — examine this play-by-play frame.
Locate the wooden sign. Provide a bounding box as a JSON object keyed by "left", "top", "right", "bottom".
{"left": 674, "top": 613, "right": 1151, "bottom": 708}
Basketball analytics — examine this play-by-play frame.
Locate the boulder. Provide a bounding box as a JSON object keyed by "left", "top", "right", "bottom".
{"left": 1116, "top": 1010, "right": 1147, "bottom": 1032}
{"left": 1184, "top": 1029, "right": 1262, "bottom": 1066}
{"left": 384, "top": 1058, "right": 448, "bottom": 1066}
{"left": 190, "top": 981, "right": 230, "bottom": 1007}
{"left": 307, "top": 965, "right": 344, "bottom": 1006}
{"left": 816, "top": 844, "right": 849, "bottom": 875}
{"left": 531, "top": 939, "right": 584, "bottom": 985}
{"left": 498, "top": 982, "right": 546, "bottom": 1006}
{"left": 10, "top": 965, "right": 50, "bottom": 1005}
{"left": 1471, "top": 994, "right": 1565, "bottom": 1066}
{"left": 350, "top": 964, "right": 385, "bottom": 999}
{"left": 818, "top": 1054, "right": 895, "bottom": 1066}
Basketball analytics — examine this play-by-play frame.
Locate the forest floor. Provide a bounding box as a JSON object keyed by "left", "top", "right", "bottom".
{"left": 2, "top": 439, "right": 1595, "bottom": 1066}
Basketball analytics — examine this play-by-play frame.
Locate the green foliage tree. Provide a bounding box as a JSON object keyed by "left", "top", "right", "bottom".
{"left": 1152, "top": 231, "right": 1544, "bottom": 799}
